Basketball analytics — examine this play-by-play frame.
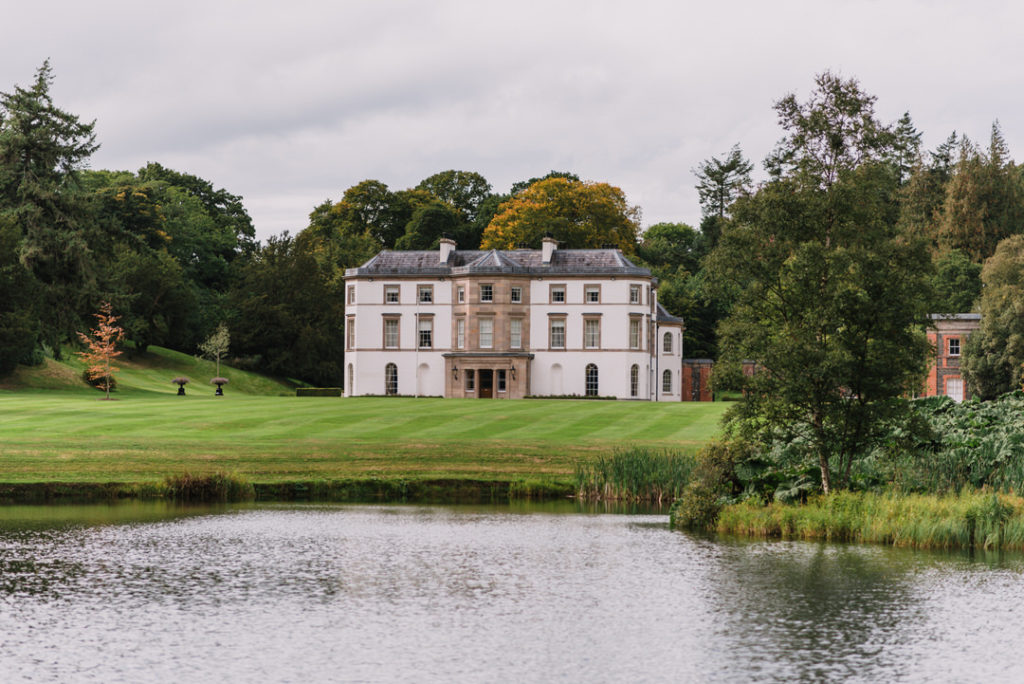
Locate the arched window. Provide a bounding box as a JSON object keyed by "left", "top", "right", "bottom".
{"left": 585, "top": 364, "right": 598, "bottom": 397}
{"left": 662, "top": 369, "right": 672, "bottom": 394}
{"left": 385, "top": 363, "right": 398, "bottom": 396}
{"left": 663, "top": 331, "right": 673, "bottom": 353}
{"left": 630, "top": 364, "right": 639, "bottom": 398}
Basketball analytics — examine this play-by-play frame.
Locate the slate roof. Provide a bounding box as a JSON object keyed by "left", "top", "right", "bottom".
{"left": 656, "top": 302, "right": 684, "bottom": 325}
{"left": 345, "top": 248, "right": 652, "bottom": 278}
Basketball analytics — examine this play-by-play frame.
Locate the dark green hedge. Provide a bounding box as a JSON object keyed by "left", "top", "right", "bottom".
{"left": 296, "top": 387, "right": 342, "bottom": 397}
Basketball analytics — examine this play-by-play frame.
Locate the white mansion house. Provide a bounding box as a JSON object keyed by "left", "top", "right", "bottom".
{"left": 343, "top": 237, "right": 683, "bottom": 400}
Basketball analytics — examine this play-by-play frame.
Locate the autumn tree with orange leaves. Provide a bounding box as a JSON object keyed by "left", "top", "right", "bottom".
{"left": 77, "top": 302, "right": 124, "bottom": 399}
{"left": 481, "top": 178, "right": 640, "bottom": 252}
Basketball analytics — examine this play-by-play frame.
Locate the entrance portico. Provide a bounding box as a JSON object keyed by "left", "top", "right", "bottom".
{"left": 444, "top": 353, "right": 534, "bottom": 399}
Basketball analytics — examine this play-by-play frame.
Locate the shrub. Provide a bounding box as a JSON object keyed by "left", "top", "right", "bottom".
{"left": 81, "top": 369, "right": 116, "bottom": 391}
{"left": 164, "top": 472, "right": 254, "bottom": 502}
{"left": 296, "top": 388, "right": 342, "bottom": 397}
{"left": 670, "top": 439, "right": 749, "bottom": 530}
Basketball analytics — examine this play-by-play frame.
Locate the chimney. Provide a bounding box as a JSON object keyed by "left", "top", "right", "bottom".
{"left": 542, "top": 236, "right": 558, "bottom": 264}
{"left": 439, "top": 237, "right": 456, "bottom": 264}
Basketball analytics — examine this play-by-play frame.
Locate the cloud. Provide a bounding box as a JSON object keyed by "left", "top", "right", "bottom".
{"left": 4, "top": 0, "right": 1024, "bottom": 240}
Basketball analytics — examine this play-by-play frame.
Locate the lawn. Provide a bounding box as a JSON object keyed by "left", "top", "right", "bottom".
{"left": 0, "top": 346, "right": 728, "bottom": 485}
{"left": 0, "top": 393, "right": 728, "bottom": 484}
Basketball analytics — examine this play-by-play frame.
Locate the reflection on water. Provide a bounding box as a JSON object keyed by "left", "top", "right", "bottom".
{"left": 0, "top": 503, "right": 1022, "bottom": 682}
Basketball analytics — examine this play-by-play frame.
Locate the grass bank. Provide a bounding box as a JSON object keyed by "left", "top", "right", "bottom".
{"left": 704, "top": 490, "right": 1024, "bottom": 551}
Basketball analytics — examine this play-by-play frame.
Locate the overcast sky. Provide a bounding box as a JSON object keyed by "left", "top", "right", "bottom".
{"left": 3, "top": 1, "right": 1022, "bottom": 242}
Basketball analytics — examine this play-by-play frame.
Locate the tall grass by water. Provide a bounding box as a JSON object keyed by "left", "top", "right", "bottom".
{"left": 575, "top": 447, "right": 695, "bottom": 502}
{"left": 711, "top": 490, "right": 1024, "bottom": 550}
{"left": 164, "top": 472, "right": 255, "bottom": 502}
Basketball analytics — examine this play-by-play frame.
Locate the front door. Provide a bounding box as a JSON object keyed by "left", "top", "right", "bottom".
{"left": 479, "top": 369, "right": 494, "bottom": 398}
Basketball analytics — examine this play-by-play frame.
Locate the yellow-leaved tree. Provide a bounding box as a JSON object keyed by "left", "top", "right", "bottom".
{"left": 481, "top": 178, "right": 640, "bottom": 252}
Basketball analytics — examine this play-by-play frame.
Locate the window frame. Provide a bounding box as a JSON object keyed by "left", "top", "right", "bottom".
{"left": 630, "top": 364, "right": 639, "bottom": 398}
{"left": 585, "top": 363, "right": 598, "bottom": 397}
{"left": 629, "top": 318, "right": 641, "bottom": 350}
{"left": 346, "top": 316, "right": 355, "bottom": 350}
{"left": 348, "top": 285, "right": 356, "bottom": 305}
{"left": 385, "top": 363, "right": 398, "bottom": 396}
{"left": 465, "top": 369, "right": 475, "bottom": 391}
{"left": 417, "top": 284, "right": 433, "bottom": 304}
{"left": 584, "top": 284, "right": 601, "bottom": 304}
{"left": 383, "top": 316, "right": 400, "bottom": 349}
{"left": 948, "top": 337, "right": 961, "bottom": 357}
{"left": 549, "top": 317, "right": 566, "bottom": 350}
{"left": 663, "top": 331, "right": 673, "bottom": 354}
{"left": 497, "top": 369, "right": 507, "bottom": 393}
{"left": 584, "top": 316, "right": 601, "bottom": 349}
{"left": 478, "top": 316, "right": 494, "bottom": 349}
{"left": 456, "top": 317, "right": 465, "bottom": 349}
{"left": 510, "top": 318, "right": 523, "bottom": 349}
{"left": 629, "top": 285, "right": 641, "bottom": 304}
{"left": 510, "top": 286, "right": 522, "bottom": 303}
{"left": 549, "top": 284, "right": 566, "bottom": 304}
{"left": 457, "top": 285, "right": 465, "bottom": 303}
{"left": 662, "top": 369, "right": 672, "bottom": 394}
{"left": 384, "top": 284, "right": 400, "bottom": 304}
{"left": 480, "top": 283, "right": 494, "bottom": 303}
{"left": 418, "top": 316, "right": 433, "bottom": 349}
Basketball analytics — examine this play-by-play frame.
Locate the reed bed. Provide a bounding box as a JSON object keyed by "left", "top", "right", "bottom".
{"left": 164, "top": 472, "right": 255, "bottom": 502}
{"left": 713, "top": 490, "right": 1024, "bottom": 550}
{"left": 575, "top": 447, "right": 695, "bottom": 502}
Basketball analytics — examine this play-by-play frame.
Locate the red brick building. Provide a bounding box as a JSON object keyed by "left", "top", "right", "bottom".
{"left": 922, "top": 313, "right": 981, "bottom": 402}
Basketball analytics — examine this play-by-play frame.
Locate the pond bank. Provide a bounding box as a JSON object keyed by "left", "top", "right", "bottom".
{"left": 683, "top": 490, "right": 1024, "bottom": 551}
{"left": 0, "top": 478, "right": 575, "bottom": 505}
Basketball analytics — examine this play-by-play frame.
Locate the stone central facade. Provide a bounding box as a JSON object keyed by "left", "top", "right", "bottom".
{"left": 343, "top": 238, "right": 684, "bottom": 400}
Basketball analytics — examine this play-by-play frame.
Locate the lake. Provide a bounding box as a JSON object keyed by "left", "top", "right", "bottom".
{"left": 0, "top": 502, "right": 1021, "bottom": 682}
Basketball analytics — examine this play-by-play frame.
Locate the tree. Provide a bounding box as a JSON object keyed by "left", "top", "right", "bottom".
{"left": 394, "top": 200, "right": 462, "bottom": 250}
{"left": 693, "top": 145, "right": 752, "bottom": 246}
{"left": 964, "top": 234, "right": 1024, "bottom": 398}
{"left": 0, "top": 61, "right": 100, "bottom": 352}
{"left": 509, "top": 171, "right": 579, "bottom": 196}
{"left": 137, "top": 162, "right": 256, "bottom": 255}
{"left": 415, "top": 170, "right": 492, "bottom": 224}
{"left": 636, "top": 222, "right": 722, "bottom": 358}
{"left": 710, "top": 74, "right": 933, "bottom": 495}
{"left": 481, "top": 177, "right": 640, "bottom": 251}
{"left": 198, "top": 322, "right": 230, "bottom": 378}
{"left": 935, "top": 122, "right": 1023, "bottom": 261}
{"left": 931, "top": 249, "right": 982, "bottom": 313}
{"left": 888, "top": 112, "right": 923, "bottom": 186}
{"left": 898, "top": 131, "right": 958, "bottom": 245}
{"left": 77, "top": 302, "right": 124, "bottom": 400}
{"left": 765, "top": 71, "right": 894, "bottom": 188}
{"left": 230, "top": 233, "right": 347, "bottom": 386}
{"left": 329, "top": 180, "right": 411, "bottom": 248}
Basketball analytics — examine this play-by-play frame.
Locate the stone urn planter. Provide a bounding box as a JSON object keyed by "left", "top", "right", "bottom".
{"left": 172, "top": 377, "right": 190, "bottom": 395}
{"left": 211, "top": 377, "right": 229, "bottom": 396}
